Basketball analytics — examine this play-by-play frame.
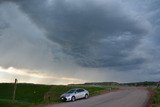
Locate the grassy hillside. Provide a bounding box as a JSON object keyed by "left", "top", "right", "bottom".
{"left": 0, "top": 83, "right": 51, "bottom": 103}
{"left": 0, "top": 83, "right": 51, "bottom": 107}
{"left": 0, "top": 83, "right": 117, "bottom": 107}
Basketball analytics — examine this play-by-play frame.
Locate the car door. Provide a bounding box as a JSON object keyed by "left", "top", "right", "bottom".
{"left": 79, "top": 89, "right": 85, "bottom": 98}
{"left": 74, "top": 89, "right": 82, "bottom": 99}
{"left": 77, "top": 89, "right": 85, "bottom": 98}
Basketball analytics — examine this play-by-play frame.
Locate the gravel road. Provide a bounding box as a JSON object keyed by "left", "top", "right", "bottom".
{"left": 45, "top": 88, "right": 149, "bottom": 107}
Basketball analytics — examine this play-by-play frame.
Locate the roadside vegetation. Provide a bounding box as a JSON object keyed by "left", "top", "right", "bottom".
{"left": 151, "top": 88, "right": 160, "bottom": 107}
{"left": 0, "top": 83, "right": 118, "bottom": 107}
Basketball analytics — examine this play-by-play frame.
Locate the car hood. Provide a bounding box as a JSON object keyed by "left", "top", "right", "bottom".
{"left": 61, "top": 93, "right": 73, "bottom": 97}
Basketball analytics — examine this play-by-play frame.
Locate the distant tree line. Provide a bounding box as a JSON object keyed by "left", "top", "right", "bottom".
{"left": 121, "top": 81, "right": 158, "bottom": 86}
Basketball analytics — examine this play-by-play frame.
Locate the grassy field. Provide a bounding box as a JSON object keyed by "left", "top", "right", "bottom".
{"left": 152, "top": 88, "right": 160, "bottom": 107}
{"left": 0, "top": 83, "right": 118, "bottom": 107}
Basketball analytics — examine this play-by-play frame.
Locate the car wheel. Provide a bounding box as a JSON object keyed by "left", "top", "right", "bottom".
{"left": 85, "top": 94, "right": 88, "bottom": 99}
{"left": 71, "top": 96, "right": 76, "bottom": 101}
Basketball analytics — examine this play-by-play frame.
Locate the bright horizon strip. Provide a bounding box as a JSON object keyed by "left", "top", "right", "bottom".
{"left": 0, "top": 66, "right": 85, "bottom": 85}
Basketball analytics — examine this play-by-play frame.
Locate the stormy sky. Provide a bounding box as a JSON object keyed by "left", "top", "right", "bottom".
{"left": 0, "top": 0, "right": 160, "bottom": 84}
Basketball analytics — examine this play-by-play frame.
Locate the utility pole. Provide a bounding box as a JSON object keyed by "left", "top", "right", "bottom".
{"left": 12, "top": 78, "right": 18, "bottom": 102}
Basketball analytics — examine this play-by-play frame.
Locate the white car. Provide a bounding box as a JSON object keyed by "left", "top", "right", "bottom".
{"left": 60, "top": 88, "right": 89, "bottom": 101}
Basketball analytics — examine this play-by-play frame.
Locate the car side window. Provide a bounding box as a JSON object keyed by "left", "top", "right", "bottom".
{"left": 80, "top": 89, "right": 84, "bottom": 92}
{"left": 77, "top": 89, "right": 84, "bottom": 93}
{"left": 76, "top": 89, "right": 80, "bottom": 93}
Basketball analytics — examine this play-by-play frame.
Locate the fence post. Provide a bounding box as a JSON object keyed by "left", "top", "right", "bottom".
{"left": 12, "top": 78, "right": 18, "bottom": 102}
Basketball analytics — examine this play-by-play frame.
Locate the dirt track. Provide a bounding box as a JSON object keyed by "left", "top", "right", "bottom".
{"left": 45, "top": 88, "right": 149, "bottom": 107}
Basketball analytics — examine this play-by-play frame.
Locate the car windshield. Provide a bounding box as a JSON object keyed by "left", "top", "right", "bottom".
{"left": 67, "top": 89, "right": 76, "bottom": 93}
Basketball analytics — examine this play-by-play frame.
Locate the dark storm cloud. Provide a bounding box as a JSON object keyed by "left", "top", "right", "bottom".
{"left": 1, "top": 0, "right": 160, "bottom": 83}
{"left": 0, "top": 2, "right": 66, "bottom": 71}
{"left": 3, "top": 0, "right": 150, "bottom": 70}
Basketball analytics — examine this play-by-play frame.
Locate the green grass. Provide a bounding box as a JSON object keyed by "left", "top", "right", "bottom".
{"left": 152, "top": 88, "right": 160, "bottom": 105}
{"left": 0, "top": 83, "right": 118, "bottom": 107}
{"left": 0, "top": 83, "right": 51, "bottom": 107}
{"left": 0, "top": 99, "right": 30, "bottom": 107}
